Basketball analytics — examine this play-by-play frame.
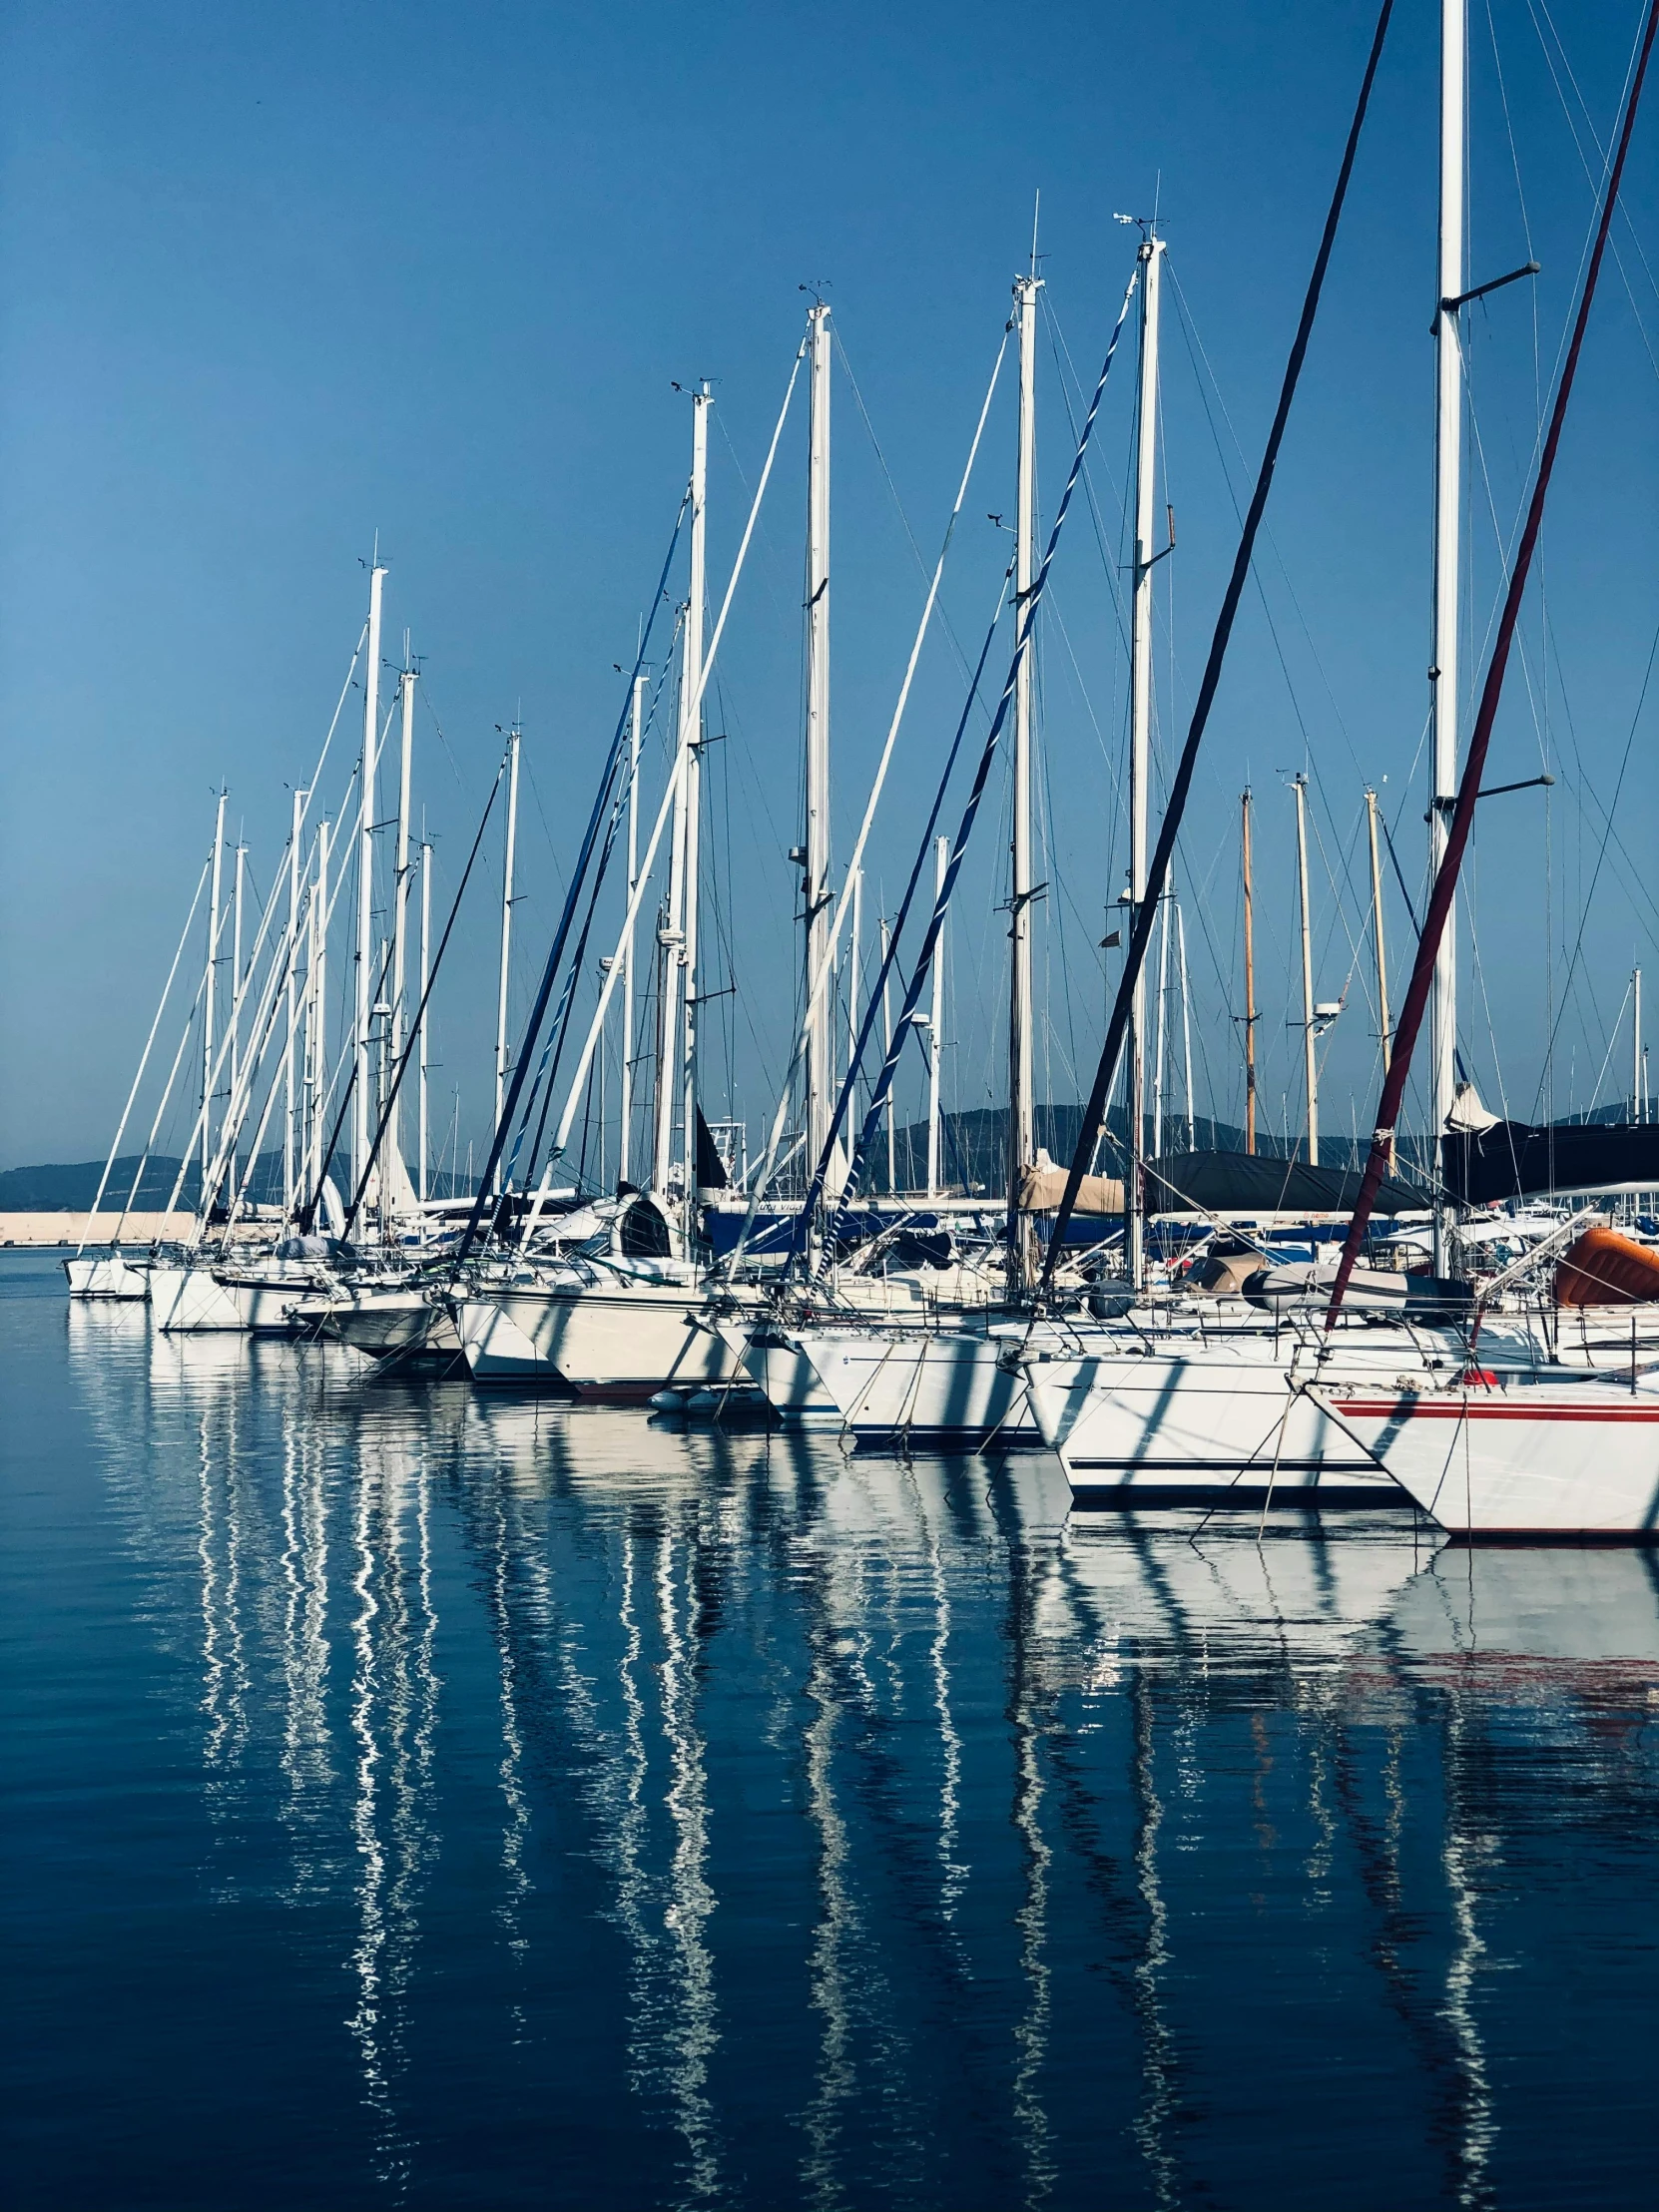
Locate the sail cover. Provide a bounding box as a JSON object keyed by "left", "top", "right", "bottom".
{"left": 1442, "top": 1119, "right": 1659, "bottom": 1205}
{"left": 1143, "top": 1150, "right": 1423, "bottom": 1216}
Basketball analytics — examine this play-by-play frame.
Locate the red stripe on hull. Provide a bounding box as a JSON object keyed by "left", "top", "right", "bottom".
{"left": 1334, "top": 1398, "right": 1659, "bottom": 1423}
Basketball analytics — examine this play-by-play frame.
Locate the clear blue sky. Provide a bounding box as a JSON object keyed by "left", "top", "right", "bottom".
{"left": 3, "top": 0, "right": 1656, "bottom": 1172}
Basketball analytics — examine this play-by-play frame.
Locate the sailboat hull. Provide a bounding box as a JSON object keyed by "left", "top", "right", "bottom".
{"left": 148, "top": 1264, "right": 247, "bottom": 1333}
{"left": 1024, "top": 1346, "right": 1398, "bottom": 1503}
{"left": 64, "top": 1254, "right": 149, "bottom": 1301}
{"left": 1325, "top": 1378, "right": 1659, "bottom": 1536}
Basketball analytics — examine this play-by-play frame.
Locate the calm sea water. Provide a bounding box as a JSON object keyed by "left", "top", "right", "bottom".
{"left": 4, "top": 1249, "right": 1657, "bottom": 2210}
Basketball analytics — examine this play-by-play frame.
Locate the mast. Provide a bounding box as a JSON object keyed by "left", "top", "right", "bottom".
{"left": 1366, "top": 787, "right": 1391, "bottom": 1071}
{"left": 680, "top": 386, "right": 709, "bottom": 1238}
{"left": 354, "top": 556, "right": 386, "bottom": 1203}
{"left": 1007, "top": 253, "right": 1042, "bottom": 1291}
{"left": 1294, "top": 774, "right": 1319, "bottom": 1165}
{"left": 1242, "top": 789, "right": 1258, "bottom": 1154}
{"left": 804, "top": 302, "right": 834, "bottom": 1188}
{"left": 848, "top": 865, "right": 862, "bottom": 1116}
{"left": 308, "top": 820, "right": 329, "bottom": 1205}
{"left": 926, "top": 834, "right": 946, "bottom": 1198}
{"left": 879, "top": 914, "right": 894, "bottom": 1195}
{"left": 1177, "top": 897, "right": 1195, "bottom": 1151}
{"left": 228, "top": 836, "right": 245, "bottom": 1201}
{"left": 203, "top": 791, "right": 226, "bottom": 1202}
{"left": 1125, "top": 229, "right": 1164, "bottom": 1290}
{"left": 620, "top": 672, "right": 645, "bottom": 1187}
{"left": 653, "top": 389, "right": 709, "bottom": 1206}
{"left": 391, "top": 651, "right": 416, "bottom": 1173}
{"left": 493, "top": 725, "right": 521, "bottom": 1159}
{"left": 1429, "top": 0, "right": 1465, "bottom": 1270}
{"left": 1152, "top": 886, "right": 1170, "bottom": 1160}
{"left": 1636, "top": 966, "right": 1644, "bottom": 1119}
{"left": 284, "top": 789, "right": 303, "bottom": 1217}
{"left": 418, "top": 837, "right": 431, "bottom": 1206}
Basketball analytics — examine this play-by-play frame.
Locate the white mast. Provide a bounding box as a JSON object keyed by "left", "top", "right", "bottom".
{"left": 418, "top": 837, "right": 431, "bottom": 1206}
{"left": 203, "top": 790, "right": 227, "bottom": 1202}
{"left": 228, "top": 835, "right": 246, "bottom": 1201}
{"left": 354, "top": 556, "right": 386, "bottom": 1202}
{"left": 494, "top": 724, "right": 521, "bottom": 1158}
{"left": 1366, "top": 787, "right": 1393, "bottom": 1071}
{"left": 620, "top": 672, "right": 645, "bottom": 1187}
{"left": 879, "top": 913, "right": 895, "bottom": 1195}
{"left": 680, "top": 385, "right": 709, "bottom": 1232}
{"left": 1178, "top": 897, "right": 1196, "bottom": 1151}
{"left": 1295, "top": 774, "right": 1319, "bottom": 1166}
{"left": 1153, "top": 886, "right": 1170, "bottom": 1160}
{"left": 653, "top": 387, "right": 708, "bottom": 1208}
{"left": 847, "top": 865, "right": 862, "bottom": 1111}
{"left": 391, "top": 651, "right": 416, "bottom": 1172}
{"left": 308, "top": 820, "right": 329, "bottom": 1205}
{"left": 284, "top": 789, "right": 304, "bottom": 1217}
{"left": 1008, "top": 248, "right": 1042, "bottom": 1290}
{"left": 1124, "top": 229, "right": 1163, "bottom": 1290}
{"left": 1636, "top": 967, "right": 1644, "bottom": 1119}
{"left": 1429, "top": 0, "right": 1465, "bottom": 1269}
{"left": 803, "top": 300, "right": 835, "bottom": 1192}
{"left": 926, "top": 834, "right": 946, "bottom": 1198}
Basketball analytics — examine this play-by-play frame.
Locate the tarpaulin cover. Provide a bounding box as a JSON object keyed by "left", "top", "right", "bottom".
{"left": 1442, "top": 1119, "right": 1659, "bottom": 1205}
{"left": 1142, "top": 1150, "right": 1422, "bottom": 1217}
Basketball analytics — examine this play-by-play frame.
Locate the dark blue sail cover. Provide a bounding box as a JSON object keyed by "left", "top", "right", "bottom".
{"left": 1442, "top": 1119, "right": 1659, "bottom": 1204}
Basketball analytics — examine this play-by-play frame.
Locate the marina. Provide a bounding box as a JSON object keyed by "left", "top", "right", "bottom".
{"left": 10, "top": 0, "right": 1659, "bottom": 2201}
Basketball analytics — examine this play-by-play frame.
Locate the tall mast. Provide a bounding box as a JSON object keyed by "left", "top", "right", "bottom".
{"left": 228, "top": 835, "right": 245, "bottom": 1201}
{"left": 1241, "top": 789, "right": 1258, "bottom": 1154}
{"left": 203, "top": 790, "right": 226, "bottom": 1201}
{"left": 1366, "top": 787, "right": 1392, "bottom": 1071}
{"left": 494, "top": 724, "right": 520, "bottom": 1156}
{"left": 308, "top": 820, "right": 329, "bottom": 1205}
{"left": 1125, "top": 229, "right": 1163, "bottom": 1289}
{"left": 926, "top": 835, "right": 946, "bottom": 1198}
{"left": 1294, "top": 774, "right": 1319, "bottom": 1165}
{"left": 1152, "top": 885, "right": 1170, "bottom": 1161}
{"left": 418, "top": 838, "right": 431, "bottom": 1205}
{"left": 1429, "top": 0, "right": 1465, "bottom": 1268}
{"left": 391, "top": 649, "right": 416, "bottom": 1176}
{"left": 847, "top": 865, "right": 862, "bottom": 1114}
{"left": 1177, "top": 897, "right": 1195, "bottom": 1151}
{"left": 620, "top": 672, "right": 645, "bottom": 1188}
{"left": 804, "top": 301, "right": 835, "bottom": 1187}
{"left": 680, "top": 385, "right": 709, "bottom": 1237}
{"left": 284, "top": 789, "right": 303, "bottom": 1218}
{"left": 879, "top": 914, "right": 895, "bottom": 1195}
{"left": 653, "top": 387, "right": 708, "bottom": 1208}
{"left": 354, "top": 556, "right": 386, "bottom": 1202}
{"left": 1007, "top": 254, "right": 1042, "bottom": 1291}
{"left": 1636, "top": 966, "right": 1644, "bottom": 1118}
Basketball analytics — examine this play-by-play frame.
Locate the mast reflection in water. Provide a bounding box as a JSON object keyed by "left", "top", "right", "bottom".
{"left": 5, "top": 1252, "right": 1658, "bottom": 2211}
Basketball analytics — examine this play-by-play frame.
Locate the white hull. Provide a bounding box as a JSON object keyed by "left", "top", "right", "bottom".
{"left": 1024, "top": 1339, "right": 1401, "bottom": 1502}
{"left": 716, "top": 1321, "right": 837, "bottom": 1423}
{"left": 1325, "top": 1374, "right": 1659, "bottom": 1536}
{"left": 325, "top": 1292, "right": 460, "bottom": 1359}
{"left": 218, "top": 1268, "right": 329, "bottom": 1335}
{"left": 795, "top": 1324, "right": 1040, "bottom": 1444}
{"left": 502, "top": 1282, "right": 748, "bottom": 1394}
{"left": 65, "top": 1253, "right": 149, "bottom": 1301}
{"left": 148, "top": 1263, "right": 248, "bottom": 1334}
{"left": 457, "top": 1298, "right": 557, "bottom": 1381}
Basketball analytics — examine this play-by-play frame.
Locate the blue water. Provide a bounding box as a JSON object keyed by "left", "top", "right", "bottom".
{"left": 4, "top": 1249, "right": 1657, "bottom": 2210}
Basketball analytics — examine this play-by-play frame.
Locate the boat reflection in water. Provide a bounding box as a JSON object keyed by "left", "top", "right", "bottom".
{"left": 48, "top": 1306, "right": 1659, "bottom": 2208}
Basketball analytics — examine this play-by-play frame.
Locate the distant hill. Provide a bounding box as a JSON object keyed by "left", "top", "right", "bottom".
{"left": 0, "top": 1155, "right": 477, "bottom": 1211}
